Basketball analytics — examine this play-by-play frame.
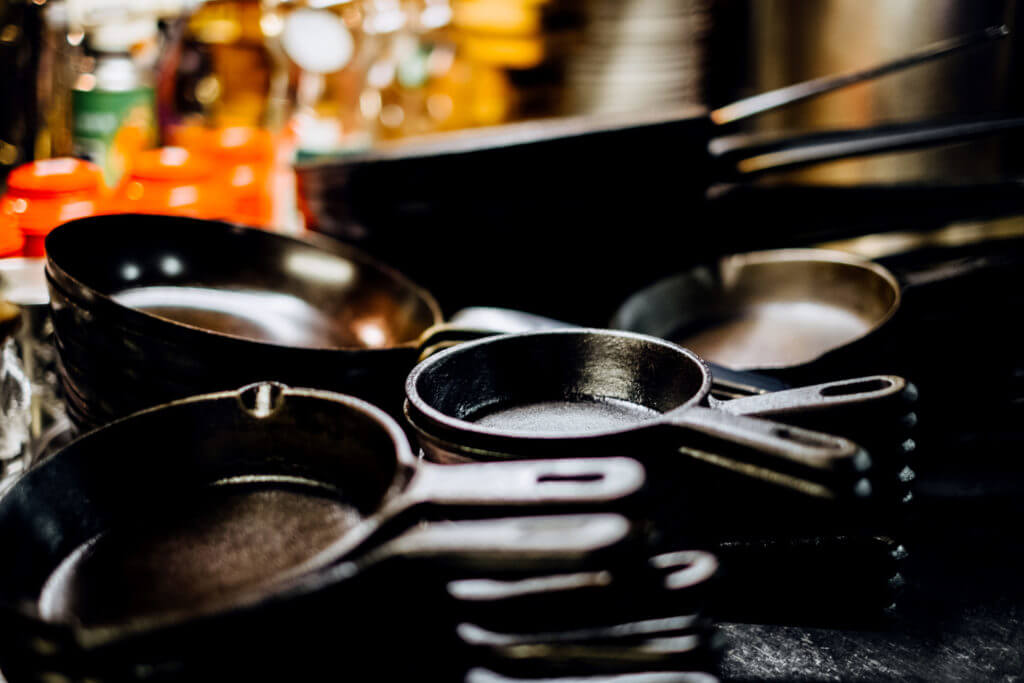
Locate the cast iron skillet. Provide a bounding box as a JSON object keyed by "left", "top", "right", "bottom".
{"left": 44, "top": 214, "right": 535, "bottom": 430}
{"left": 405, "top": 329, "right": 873, "bottom": 501}
{"left": 0, "top": 382, "right": 649, "bottom": 677}
{"left": 610, "top": 246, "right": 1024, "bottom": 388}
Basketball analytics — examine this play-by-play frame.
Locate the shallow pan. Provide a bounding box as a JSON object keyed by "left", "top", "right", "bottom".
{"left": 0, "top": 383, "right": 646, "bottom": 674}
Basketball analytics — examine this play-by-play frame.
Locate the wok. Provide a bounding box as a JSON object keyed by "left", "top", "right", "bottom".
{"left": 44, "top": 214, "right": 562, "bottom": 430}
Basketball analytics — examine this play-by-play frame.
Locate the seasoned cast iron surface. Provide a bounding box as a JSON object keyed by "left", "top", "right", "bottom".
{"left": 37, "top": 485, "right": 361, "bottom": 626}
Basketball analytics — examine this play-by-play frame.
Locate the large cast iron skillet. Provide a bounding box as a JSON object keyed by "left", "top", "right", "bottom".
{"left": 44, "top": 214, "right": 521, "bottom": 430}
{"left": 0, "top": 383, "right": 655, "bottom": 679}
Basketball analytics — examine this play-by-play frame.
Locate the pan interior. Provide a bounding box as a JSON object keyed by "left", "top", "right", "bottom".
{"left": 415, "top": 332, "right": 706, "bottom": 436}
{"left": 653, "top": 257, "right": 896, "bottom": 370}
{"left": 37, "top": 482, "right": 362, "bottom": 627}
{"left": 0, "top": 390, "right": 406, "bottom": 628}
{"left": 47, "top": 215, "right": 439, "bottom": 349}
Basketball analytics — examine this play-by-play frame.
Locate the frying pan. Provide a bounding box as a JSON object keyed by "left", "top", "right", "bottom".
{"left": 609, "top": 245, "right": 1024, "bottom": 389}
{"left": 0, "top": 510, "right": 680, "bottom": 681}
{"left": 44, "top": 214, "right": 576, "bottom": 430}
{"left": 404, "top": 329, "right": 874, "bottom": 504}
{"left": 0, "top": 382, "right": 647, "bottom": 669}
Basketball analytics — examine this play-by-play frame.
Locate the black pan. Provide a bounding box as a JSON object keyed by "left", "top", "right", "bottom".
{"left": 404, "top": 329, "right": 874, "bottom": 503}
{"left": 0, "top": 382, "right": 646, "bottom": 671}
{"left": 610, "top": 245, "right": 1024, "bottom": 389}
{"left": 44, "top": 214, "right": 554, "bottom": 431}
{"left": 0, "top": 510, "right": 678, "bottom": 681}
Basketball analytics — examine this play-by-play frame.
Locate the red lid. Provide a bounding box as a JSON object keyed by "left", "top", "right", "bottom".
{"left": 6, "top": 158, "right": 104, "bottom": 196}
{"left": 127, "top": 147, "right": 212, "bottom": 182}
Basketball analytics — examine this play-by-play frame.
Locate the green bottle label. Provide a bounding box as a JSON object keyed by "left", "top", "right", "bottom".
{"left": 72, "top": 87, "right": 155, "bottom": 185}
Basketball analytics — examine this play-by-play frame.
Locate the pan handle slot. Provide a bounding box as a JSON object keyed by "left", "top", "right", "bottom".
{"left": 537, "top": 473, "right": 605, "bottom": 484}
{"left": 406, "top": 457, "right": 645, "bottom": 507}
{"left": 820, "top": 378, "right": 893, "bottom": 396}
{"left": 772, "top": 427, "right": 844, "bottom": 450}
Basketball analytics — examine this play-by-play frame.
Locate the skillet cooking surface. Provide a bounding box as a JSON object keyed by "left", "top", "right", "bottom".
{"left": 39, "top": 483, "right": 362, "bottom": 626}
{"left": 613, "top": 252, "right": 898, "bottom": 371}
{"left": 45, "top": 215, "right": 440, "bottom": 350}
{"left": 675, "top": 301, "right": 878, "bottom": 371}
{"left": 470, "top": 398, "right": 663, "bottom": 434}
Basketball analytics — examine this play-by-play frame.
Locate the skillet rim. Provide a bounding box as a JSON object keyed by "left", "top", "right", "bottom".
{"left": 44, "top": 214, "right": 445, "bottom": 353}
{"left": 404, "top": 328, "right": 714, "bottom": 442}
{"left": 610, "top": 247, "right": 903, "bottom": 372}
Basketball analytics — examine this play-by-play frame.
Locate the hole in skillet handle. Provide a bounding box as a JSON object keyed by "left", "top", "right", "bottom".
{"left": 820, "top": 378, "right": 894, "bottom": 397}
{"left": 537, "top": 473, "right": 605, "bottom": 484}
{"left": 771, "top": 426, "right": 855, "bottom": 453}
{"left": 237, "top": 381, "right": 288, "bottom": 418}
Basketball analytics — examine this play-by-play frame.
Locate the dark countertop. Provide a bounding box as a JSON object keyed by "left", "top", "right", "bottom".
{"left": 720, "top": 499, "right": 1024, "bottom": 682}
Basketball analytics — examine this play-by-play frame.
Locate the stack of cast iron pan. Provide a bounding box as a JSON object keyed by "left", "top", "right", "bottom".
{"left": 33, "top": 31, "right": 1024, "bottom": 674}
{"left": 0, "top": 382, "right": 723, "bottom": 680}
{"left": 39, "top": 216, "right": 916, "bottom": 635}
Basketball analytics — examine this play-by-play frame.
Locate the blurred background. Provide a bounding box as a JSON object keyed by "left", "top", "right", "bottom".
{"left": 4, "top": 0, "right": 1024, "bottom": 324}
{"left": 3, "top": 0, "right": 1023, "bottom": 186}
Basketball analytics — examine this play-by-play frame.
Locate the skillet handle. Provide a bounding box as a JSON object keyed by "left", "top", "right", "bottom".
{"left": 418, "top": 307, "right": 574, "bottom": 361}
{"left": 711, "top": 375, "right": 913, "bottom": 418}
{"left": 365, "top": 514, "right": 637, "bottom": 574}
{"left": 406, "top": 457, "right": 646, "bottom": 509}
{"left": 664, "top": 406, "right": 872, "bottom": 499}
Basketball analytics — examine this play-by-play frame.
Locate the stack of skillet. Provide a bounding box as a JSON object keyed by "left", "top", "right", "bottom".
{"left": 0, "top": 380, "right": 723, "bottom": 680}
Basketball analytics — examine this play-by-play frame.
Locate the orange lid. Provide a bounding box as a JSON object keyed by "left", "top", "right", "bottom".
{"left": 6, "top": 158, "right": 104, "bottom": 196}
{"left": 127, "top": 147, "right": 212, "bottom": 182}
{"left": 0, "top": 215, "right": 25, "bottom": 258}
{"left": 204, "top": 126, "right": 276, "bottom": 164}
{"left": 105, "top": 147, "right": 225, "bottom": 219}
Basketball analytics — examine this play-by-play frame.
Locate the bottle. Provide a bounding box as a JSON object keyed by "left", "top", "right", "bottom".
{"left": 71, "top": 18, "right": 159, "bottom": 185}
{"left": 268, "top": 0, "right": 387, "bottom": 159}
{"left": 168, "top": 0, "right": 285, "bottom": 133}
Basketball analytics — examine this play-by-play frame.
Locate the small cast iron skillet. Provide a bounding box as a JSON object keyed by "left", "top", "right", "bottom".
{"left": 405, "top": 330, "right": 872, "bottom": 501}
